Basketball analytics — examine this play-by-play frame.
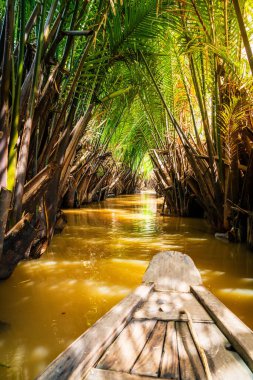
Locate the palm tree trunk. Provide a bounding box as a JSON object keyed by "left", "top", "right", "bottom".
{"left": 232, "top": 0, "right": 253, "bottom": 76}
{"left": 12, "top": 0, "right": 47, "bottom": 223}
{"left": 8, "top": 0, "right": 26, "bottom": 191}
{"left": 42, "top": 35, "right": 94, "bottom": 165}
{"left": 0, "top": 0, "right": 14, "bottom": 188}
{"left": 59, "top": 104, "right": 94, "bottom": 198}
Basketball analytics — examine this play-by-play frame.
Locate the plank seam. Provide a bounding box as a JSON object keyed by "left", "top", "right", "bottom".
{"left": 93, "top": 317, "right": 134, "bottom": 369}
{"left": 175, "top": 322, "right": 181, "bottom": 380}
{"left": 133, "top": 317, "right": 214, "bottom": 324}
{"left": 157, "top": 321, "right": 168, "bottom": 378}
{"left": 129, "top": 321, "right": 158, "bottom": 375}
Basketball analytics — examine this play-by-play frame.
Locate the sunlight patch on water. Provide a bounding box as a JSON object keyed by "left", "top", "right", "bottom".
{"left": 219, "top": 288, "right": 253, "bottom": 297}
{"left": 241, "top": 278, "right": 253, "bottom": 283}
{"left": 41, "top": 261, "right": 57, "bottom": 266}
{"left": 31, "top": 347, "right": 49, "bottom": 360}
{"left": 97, "top": 286, "right": 130, "bottom": 296}
{"left": 22, "top": 260, "right": 93, "bottom": 272}
{"left": 111, "top": 258, "right": 148, "bottom": 267}
{"left": 82, "top": 279, "right": 131, "bottom": 296}
{"left": 200, "top": 269, "right": 225, "bottom": 276}
{"left": 213, "top": 271, "right": 225, "bottom": 276}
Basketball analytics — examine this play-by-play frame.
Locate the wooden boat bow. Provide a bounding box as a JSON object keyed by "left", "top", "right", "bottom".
{"left": 36, "top": 251, "right": 253, "bottom": 380}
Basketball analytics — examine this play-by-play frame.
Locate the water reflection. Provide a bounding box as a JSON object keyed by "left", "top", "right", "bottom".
{"left": 0, "top": 192, "right": 253, "bottom": 379}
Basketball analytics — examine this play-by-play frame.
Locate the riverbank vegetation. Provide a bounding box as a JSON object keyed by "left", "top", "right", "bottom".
{"left": 0, "top": 0, "right": 253, "bottom": 279}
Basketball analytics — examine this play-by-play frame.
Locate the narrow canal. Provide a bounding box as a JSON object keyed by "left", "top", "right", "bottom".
{"left": 1, "top": 192, "right": 253, "bottom": 379}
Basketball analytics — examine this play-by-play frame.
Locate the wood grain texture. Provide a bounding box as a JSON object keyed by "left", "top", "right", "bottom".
{"left": 191, "top": 285, "right": 253, "bottom": 373}
{"left": 131, "top": 321, "right": 166, "bottom": 377}
{"left": 176, "top": 321, "right": 206, "bottom": 379}
{"left": 85, "top": 368, "right": 176, "bottom": 380}
{"left": 143, "top": 251, "right": 202, "bottom": 291}
{"left": 160, "top": 321, "right": 179, "bottom": 379}
{"left": 97, "top": 320, "right": 156, "bottom": 373}
{"left": 36, "top": 285, "right": 153, "bottom": 380}
{"left": 35, "top": 253, "right": 253, "bottom": 380}
{"left": 194, "top": 322, "right": 253, "bottom": 379}
{"left": 133, "top": 290, "right": 212, "bottom": 322}
{"left": 133, "top": 314, "right": 214, "bottom": 323}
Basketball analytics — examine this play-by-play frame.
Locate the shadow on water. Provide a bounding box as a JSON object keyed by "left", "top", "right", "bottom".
{"left": 0, "top": 192, "right": 253, "bottom": 379}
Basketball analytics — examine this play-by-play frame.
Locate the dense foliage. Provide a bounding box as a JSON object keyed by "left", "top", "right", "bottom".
{"left": 0, "top": 0, "right": 253, "bottom": 278}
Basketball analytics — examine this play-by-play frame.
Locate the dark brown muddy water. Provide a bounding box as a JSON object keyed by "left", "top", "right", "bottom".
{"left": 1, "top": 192, "right": 253, "bottom": 379}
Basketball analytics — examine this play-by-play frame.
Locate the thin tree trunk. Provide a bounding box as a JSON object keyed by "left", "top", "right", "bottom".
{"left": 0, "top": 0, "right": 14, "bottom": 188}
{"left": 232, "top": 0, "right": 253, "bottom": 76}
{"left": 59, "top": 105, "right": 95, "bottom": 197}
{"left": 13, "top": 1, "right": 47, "bottom": 223}
{"left": 41, "top": 35, "right": 94, "bottom": 165}
{"left": 8, "top": 0, "right": 26, "bottom": 191}
{"left": 44, "top": 104, "right": 94, "bottom": 240}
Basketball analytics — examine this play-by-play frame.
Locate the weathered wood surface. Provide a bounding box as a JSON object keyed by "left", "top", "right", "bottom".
{"left": 194, "top": 322, "right": 253, "bottom": 379}
{"left": 37, "top": 251, "right": 253, "bottom": 380}
{"left": 160, "top": 321, "right": 179, "bottom": 379}
{"left": 86, "top": 368, "right": 175, "bottom": 380}
{"left": 176, "top": 321, "right": 206, "bottom": 379}
{"left": 143, "top": 251, "right": 202, "bottom": 291}
{"left": 36, "top": 284, "right": 153, "bottom": 380}
{"left": 131, "top": 321, "right": 166, "bottom": 377}
{"left": 192, "top": 285, "right": 253, "bottom": 373}
{"left": 92, "top": 318, "right": 253, "bottom": 380}
{"left": 133, "top": 290, "right": 212, "bottom": 322}
{"left": 97, "top": 320, "right": 156, "bottom": 373}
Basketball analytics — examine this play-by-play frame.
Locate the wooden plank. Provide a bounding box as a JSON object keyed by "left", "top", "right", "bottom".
{"left": 160, "top": 321, "right": 179, "bottom": 379}
{"left": 131, "top": 321, "right": 166, "bottom": 377}
{"left": 133, "top": 290, "right": 212, "bottom": 322}
{"left": 191, "top": 285, "right": 253, "bottom": 373}
{"left": 176, "top": 322, "right": 206, "bottom": 379}
{"left": 193, "top": 322, "right": 253, "bottom": 379}
{"left": 143, "top": 251, "right": 202, "bottom": 291}
{"left": 134, "top": 315, "right": 214, "bottom": 323}
{"left": 85, "top": 368, "right": 176, "bottom": 380}
{"left": 97, "top": 320, "right": 156, "bottom": 373}
{"left": 36, "top": 285, "right": 153, "bottom": 380}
